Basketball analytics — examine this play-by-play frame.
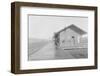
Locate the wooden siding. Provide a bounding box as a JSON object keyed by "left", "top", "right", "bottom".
{"left": 59, "top": 28, "right": 80, "bottom": 48}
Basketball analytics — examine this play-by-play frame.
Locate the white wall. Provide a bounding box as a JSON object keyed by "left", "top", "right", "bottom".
{"left": 0, "top": 0, "right": 100, "bottom": 76}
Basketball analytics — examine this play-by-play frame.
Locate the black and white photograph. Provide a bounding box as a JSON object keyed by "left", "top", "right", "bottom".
{"left": 28, "top": 15, "right": 88, "bottom": 61}
{"left": 11, "top": 2, "right": 97, "bottom": 74}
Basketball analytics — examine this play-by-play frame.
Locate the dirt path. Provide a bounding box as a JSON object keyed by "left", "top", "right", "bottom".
{"left": 29, "top": 41, "right": 75, "bottom": 60}
{"left": 29, "top": 41, "right": 56, "bottom": 60}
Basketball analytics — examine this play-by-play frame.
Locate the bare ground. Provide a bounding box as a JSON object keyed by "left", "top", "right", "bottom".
{"left": 28, "top": 41, "right": 88, "bottom": 61}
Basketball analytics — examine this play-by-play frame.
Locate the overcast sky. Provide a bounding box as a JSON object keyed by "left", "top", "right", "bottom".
{"left": 29, "top": 15, "right": 88, "bottom": 40}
